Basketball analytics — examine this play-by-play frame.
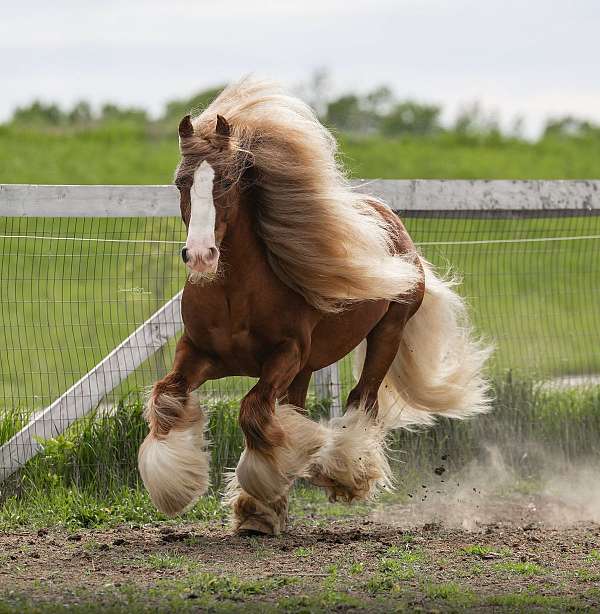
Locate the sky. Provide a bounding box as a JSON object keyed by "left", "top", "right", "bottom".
{"left": 2, "top": 0, "right": 600, "bottom": 137}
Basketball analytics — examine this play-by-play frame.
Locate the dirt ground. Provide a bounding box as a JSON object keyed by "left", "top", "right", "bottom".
{"left": 1, "top": 493, "right": 599, "bottom": 613}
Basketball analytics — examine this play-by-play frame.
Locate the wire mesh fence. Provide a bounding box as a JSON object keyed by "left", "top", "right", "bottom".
{"left": 1, "top": 182, "right": 599, "bottom": 494}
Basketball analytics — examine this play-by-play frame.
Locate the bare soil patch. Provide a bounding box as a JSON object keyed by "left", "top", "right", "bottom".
{"left": 1, "top": 494, "right": 599, "bottom": 612}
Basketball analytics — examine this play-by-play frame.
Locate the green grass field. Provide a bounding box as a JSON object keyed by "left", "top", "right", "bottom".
{"left": 1, "top": 213, "right": 598, "bottom": 413}
{"left": 2, "top": 125, "right": 600, "bottom": 184}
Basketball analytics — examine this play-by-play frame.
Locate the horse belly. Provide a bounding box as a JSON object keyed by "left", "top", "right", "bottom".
{"left": 307, "top": 301, "right": 388, "bottom": 370}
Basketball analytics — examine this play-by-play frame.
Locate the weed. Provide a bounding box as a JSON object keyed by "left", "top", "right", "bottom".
{"left": 573, "top": 568, "right": 600, "bottom": 582}
{"left": 487, "top": 593, "right": 582, "bottom": 609}
{"left": 366, "top": 555, "right": 418, "bottom": 593}
{"left": 588, "top": 549, "right": 600, "bottom": 562}
{"left": 385, "top": 545, "right": 424, "bottom": 564}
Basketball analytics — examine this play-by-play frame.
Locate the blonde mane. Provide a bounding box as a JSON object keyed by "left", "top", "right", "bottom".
{"left": 187, "top": 77, "right": 420, "bottom": 313}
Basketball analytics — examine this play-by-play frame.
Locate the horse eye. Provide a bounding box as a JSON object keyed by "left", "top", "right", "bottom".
{"left": 175, "top": 177, "right": 191, "bottom": 191}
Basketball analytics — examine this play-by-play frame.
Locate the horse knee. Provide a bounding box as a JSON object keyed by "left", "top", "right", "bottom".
{"left": 145, "top": 372, "right": 190, "bottom": 435}
{"left": 239, "top": 387, "right": 285, "bottom": 451}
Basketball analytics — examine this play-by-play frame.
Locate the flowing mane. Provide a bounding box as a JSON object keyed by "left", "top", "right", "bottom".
{"left": 187, "top": 77, "right": 420, "bottom": 313}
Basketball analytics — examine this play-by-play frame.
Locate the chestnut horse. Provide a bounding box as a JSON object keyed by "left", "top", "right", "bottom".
{"left": 139, "top": 79, "right": 491, "bottom": 534}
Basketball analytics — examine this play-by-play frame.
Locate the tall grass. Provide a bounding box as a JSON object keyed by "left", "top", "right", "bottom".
{"left": 388, "top": 375, "right": 600, "bottom": 482}
{"left": 1, "top": 377, "right": 598, "bottom": 530}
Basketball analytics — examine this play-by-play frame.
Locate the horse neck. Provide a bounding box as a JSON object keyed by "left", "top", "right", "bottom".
{"left": 220, "top": 193, "right": 268, "bottom": 284}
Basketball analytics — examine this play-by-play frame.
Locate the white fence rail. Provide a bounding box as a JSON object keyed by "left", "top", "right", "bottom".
{"left": 1, "top": 180, "right": 599, "bottom": 481}
{"left": 1, "top": 180, "right": 599, "bottom": 217}
{"left": 0, "top": 293, "right": 183, "bottom": 479}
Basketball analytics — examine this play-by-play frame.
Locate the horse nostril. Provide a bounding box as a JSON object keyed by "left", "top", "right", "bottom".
{"left": 181, "top": 247, "right": 190, "bottom": 263}
{"left": 207, "top": 247, "right": 219, "bottom": 262}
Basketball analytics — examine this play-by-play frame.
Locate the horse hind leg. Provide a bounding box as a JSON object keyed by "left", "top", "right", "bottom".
{"left": 309, "top": 301, "right": 418, "bottom": 503}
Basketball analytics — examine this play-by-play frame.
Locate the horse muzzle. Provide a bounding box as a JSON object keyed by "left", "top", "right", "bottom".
{"left": 181, "top": 245, "right": 219, "bottom": 273}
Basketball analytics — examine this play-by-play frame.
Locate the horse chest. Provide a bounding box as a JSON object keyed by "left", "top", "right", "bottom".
{"left": 182, "top": 285, "right": 280, "bottom": 375}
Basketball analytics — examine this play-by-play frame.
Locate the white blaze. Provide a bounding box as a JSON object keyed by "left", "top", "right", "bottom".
{"left": 187, "top": 161, "right": 216, "bottom": 254}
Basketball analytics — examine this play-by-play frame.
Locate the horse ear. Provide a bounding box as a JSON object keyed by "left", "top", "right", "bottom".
{"left": 215, "top": 114, "right": 231, "bottom": 138}
{"left": 178, "top": 115, "right": 194, "bottom": 138}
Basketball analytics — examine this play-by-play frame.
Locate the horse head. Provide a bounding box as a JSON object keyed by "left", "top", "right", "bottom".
{"left": 174, "top": 113, "right": 246, "bottom": 280}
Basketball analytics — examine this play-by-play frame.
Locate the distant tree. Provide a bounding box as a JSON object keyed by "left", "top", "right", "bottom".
{"left": 12, "top": 101, "right": 65, "bottom": 126}
{"left": 68, "top": 101, "right": 93, "bottom": 125}
{"left": 325, "top": 94, "right": 364, "bottom": 131}
{"left": 100, "top": 103, "right": 148, "bottom": 123}
{"left": 508, "top": 115, "right": 525, "bottom": 139}
{"left": 325, "top": 85, "right": 393, "bottom": 133}
{"left": 543, "top": 116, "right": 600, "bottom": 139}
{"left": 363, "top": 86, "right": 395, "bottom": 117}
{"left": 301, "top": 68, "right": 331, "bottom": 117}
{"left": 453, "top": 103, "right": 500, "bottom": 139}
{"left": 381, "top": 101, "right": 441, "bottom": 137}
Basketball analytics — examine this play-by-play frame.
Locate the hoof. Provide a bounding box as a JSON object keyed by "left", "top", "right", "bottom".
{"left": 230, "top": 488, "right": 288, "bottom": 536}
{"left": 309, "top": 469, "right": 370, "bottom": 503}
{"left": 237, "top": 516, "right": 277, "bottom": 536}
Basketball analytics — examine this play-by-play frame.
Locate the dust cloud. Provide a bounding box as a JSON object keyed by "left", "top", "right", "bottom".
{"left": 374, "top": 444, "right": 600, "bottom": 531}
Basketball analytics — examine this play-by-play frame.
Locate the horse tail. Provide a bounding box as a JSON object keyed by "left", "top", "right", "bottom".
{"left": 138, "top": 375, "right": 209, "bottom": 517}
{"left": 356, "top": 259, "right": 493, "bottom": 430}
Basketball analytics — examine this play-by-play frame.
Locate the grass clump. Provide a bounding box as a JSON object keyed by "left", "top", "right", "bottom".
{"left": 588, "top": 549, "right": 600, "bottom": 562}
{"left": 146, "top": 552, "right": 198, "bottom": 572}
{"left": 493, "top": 561, "right": 546, "bottom": 576}
{"left": 462, "top": 544, "right": 512, "bottom": 558}
{"left": 424, "top": 581, "right": 475, "bottom": 605}
{"left": 0, "top": 485, "right": 226, "bottom": 531}
{"left": 365, "top": 550, "right": 422, "bottom": 593}
{"left": 486, "top": 592, "right": 583, "bottom": 610}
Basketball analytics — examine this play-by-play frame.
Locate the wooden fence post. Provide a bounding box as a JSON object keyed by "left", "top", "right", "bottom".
{"left": 314, "top": 363, "right": 342, "bottom": 418}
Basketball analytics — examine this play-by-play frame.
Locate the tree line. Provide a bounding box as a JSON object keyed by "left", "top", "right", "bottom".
{"left": 6, "top": 83, "right": 600, "bottom": 143}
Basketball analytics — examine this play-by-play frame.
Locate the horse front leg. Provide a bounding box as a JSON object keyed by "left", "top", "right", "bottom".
{"left": 231, "top": 339, "right": 326, "bottom": 534}
{"left": 138, "top": 334, "right": 215, "bottom": 517}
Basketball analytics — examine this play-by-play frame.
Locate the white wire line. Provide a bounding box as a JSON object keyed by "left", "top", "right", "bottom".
{"left": 1, "top": 233, "right": 600, "bottom": 246}
{"left": 418, "top": 234, "right": 600, "bottom": 246}
{"left": 0, "top": 234, "right": 182, "bottom": 244}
